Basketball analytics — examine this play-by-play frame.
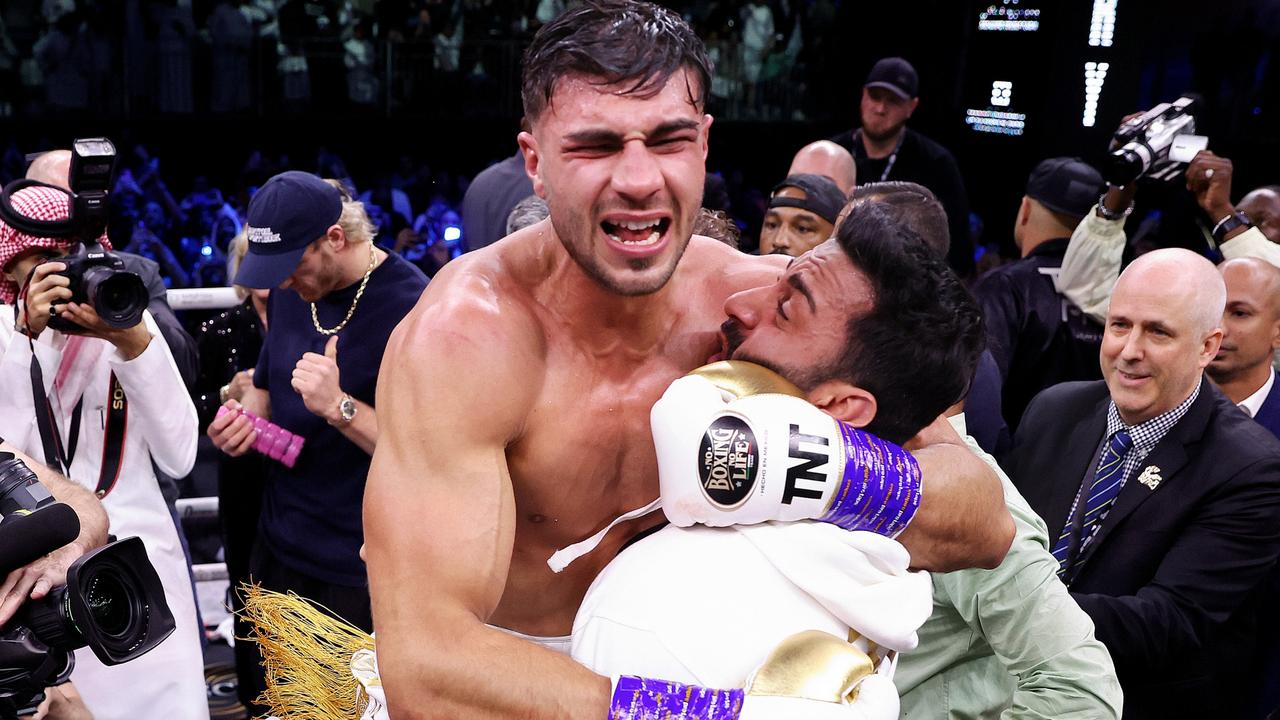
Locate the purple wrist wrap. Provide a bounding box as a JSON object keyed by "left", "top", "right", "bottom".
{"left": 609, "top": 676, "right": 744, "bottom": 720}
{"left": 820, "top": 423, "right": 921, "bottom": 537}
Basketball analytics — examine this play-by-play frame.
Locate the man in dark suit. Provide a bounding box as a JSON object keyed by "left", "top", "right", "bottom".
{"left": 1210, "top": 258, "right": 1280, "bottom": 436}
{"left": 1005, "top": 248, "right": 1280, "bottom": 719}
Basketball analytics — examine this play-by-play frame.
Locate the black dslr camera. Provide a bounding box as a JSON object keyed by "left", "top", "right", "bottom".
{"left": 0, "top": 138, "right": 148, "bottom": 332}
{"left": 0, "top": 453, "right": 175, "bottom": 718}
{"left": 1104, "top": 96, "right": 1200, "bottom": 186}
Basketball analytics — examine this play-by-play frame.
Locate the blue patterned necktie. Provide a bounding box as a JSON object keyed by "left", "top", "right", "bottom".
{"left": 1051, "top": 429, "right": 1135, "bottom": 578}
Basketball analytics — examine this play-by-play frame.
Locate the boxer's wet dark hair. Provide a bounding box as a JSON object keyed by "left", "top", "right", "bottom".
{"left": 521, "top": 0, "right": 712, "bottom": 123}
{"left": 827, "top": 201, "right": 984, "bottom": 444}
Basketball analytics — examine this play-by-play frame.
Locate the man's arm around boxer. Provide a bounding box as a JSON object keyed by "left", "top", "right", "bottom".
{"left": 364, "top": 283, "right": 611, "bottom": 719}
{"left": 898, "top": 415, "right": 1013, "bottom": 571}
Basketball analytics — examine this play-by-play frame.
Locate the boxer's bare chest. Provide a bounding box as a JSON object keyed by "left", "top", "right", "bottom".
{"left": 489, "top": 304, "right": 723, "bottom": 634}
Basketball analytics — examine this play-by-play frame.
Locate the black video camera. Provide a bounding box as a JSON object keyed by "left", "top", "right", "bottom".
{"left": 1104, "top": 96, "right": 1200, "bottom": 187}
{"left": 0, "top": 453, "right": 175, "bottom": 718}
{"left": 0, "top": 138, "right": 148, "bottom": 332}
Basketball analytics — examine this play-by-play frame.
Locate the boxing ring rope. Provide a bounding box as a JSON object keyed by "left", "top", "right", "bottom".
{"left": 167, "top": 287, "right": 243, "bottom": 311}
{"left": 176, "top": 495, "right": 219, "bottom": 520}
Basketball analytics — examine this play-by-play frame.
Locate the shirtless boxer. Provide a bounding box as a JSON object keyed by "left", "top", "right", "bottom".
{"left": 364, "top": 3, "right": 1013, "bottom": 718}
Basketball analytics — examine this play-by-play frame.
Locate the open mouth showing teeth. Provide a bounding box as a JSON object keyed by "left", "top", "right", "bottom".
{"left": 602, "top": 218, "right": 670, "bottom": 247}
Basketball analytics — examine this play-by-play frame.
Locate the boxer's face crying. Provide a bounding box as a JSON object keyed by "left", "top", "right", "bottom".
{"left": 520, "top": 69, "right": 711, "bottom": 296}
{"left": 720, "top": 241, "right": 875, "bottom": 390}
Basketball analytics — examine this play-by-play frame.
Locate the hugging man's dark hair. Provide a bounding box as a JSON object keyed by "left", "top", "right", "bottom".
{"left": 850, "top": 182, "right": 950, "bottom": 257}
{"left": 521, "top": 0, "right": 713, "bottom": 122}
{"left": 827, "top": 201, "right": 985, "bottom": 444}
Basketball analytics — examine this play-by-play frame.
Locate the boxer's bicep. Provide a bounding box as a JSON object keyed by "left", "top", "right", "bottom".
{"left": 366, "top": 296, "right": 541, "bottom": 623}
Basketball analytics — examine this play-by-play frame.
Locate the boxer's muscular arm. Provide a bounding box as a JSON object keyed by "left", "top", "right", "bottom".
{"left": 898, "top": 415, "right": 1015, "bottom": 571}
{"left": 365, "top": 291, "right": 610, "bottom": 720}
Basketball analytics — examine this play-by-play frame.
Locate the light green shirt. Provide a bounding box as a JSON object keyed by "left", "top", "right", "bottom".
{"left": 895, "top": 422, "right": 1123, "bottom": 719}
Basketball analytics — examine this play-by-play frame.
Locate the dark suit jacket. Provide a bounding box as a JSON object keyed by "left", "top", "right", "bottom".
{"left": 1246, "top": 378, "right": 1280, "bottom": 719}
{"left": 1254, "top": 377, "right": 1280, "bottom": 439}
{"left": 1005, "top": 377, "right": 1280, "bottom": 719}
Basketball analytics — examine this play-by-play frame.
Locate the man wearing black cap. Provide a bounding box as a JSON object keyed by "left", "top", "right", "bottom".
{"left": 829, "top": 57, "right": 972, "bottom": 276}
{"left": 206, "top": 170, "right": 427, "bottom": 711}
{"left": 758, "top": 173, "right": 845, "bottom": 256}
{"left": 973, "top": 157, "right": 1106, "bottom": 433}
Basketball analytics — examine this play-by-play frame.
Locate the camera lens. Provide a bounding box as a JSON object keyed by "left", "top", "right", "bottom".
{"left": 83, "top": 567, "right": 138, "bottom": 640}
{"left": 1105, "top": 147, "right": 1147, "bottom": 187}
{"left": 82, "top": 267, "right": 147, "bottom": 329}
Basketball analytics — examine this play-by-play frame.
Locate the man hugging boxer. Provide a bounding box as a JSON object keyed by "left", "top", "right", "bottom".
{"left": 363, "top": 2, "right": 1013, "bottom": 718}
{"left": 570, "top": 199, "right": 984, "bottom": 718}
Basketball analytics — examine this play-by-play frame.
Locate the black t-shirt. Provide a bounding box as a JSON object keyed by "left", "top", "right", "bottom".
{"left": 830, "top": 127, "right": 973, "bottom": 276}
{"left": 972, "top": 237, "right": 1104, "bottom": 433}
{"left": 254, "top": 252, "right": 428, "bottom": 585}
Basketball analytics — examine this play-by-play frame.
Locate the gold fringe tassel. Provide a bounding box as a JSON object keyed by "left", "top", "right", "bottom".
{"left": 240, "top": 583, "right": 376, "bottom": 720}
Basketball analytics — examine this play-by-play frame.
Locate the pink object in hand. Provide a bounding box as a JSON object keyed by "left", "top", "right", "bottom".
{"left": 218, "top": 405, "right": 305, "bottom": 468}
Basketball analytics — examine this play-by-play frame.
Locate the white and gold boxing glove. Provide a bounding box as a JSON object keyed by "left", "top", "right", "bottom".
{"left": 651, "top": 362, "right": 922, "bottom": 537}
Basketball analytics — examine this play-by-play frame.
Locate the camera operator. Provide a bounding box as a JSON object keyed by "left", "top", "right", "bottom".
{"left": 1055, "top": 112, "right": 1279, "bottom": 329}
{"left": 0, "top": 185, "right": 208, "bottom": 719}
{"left": 0, "top": 443, "right": 107, "bottom": 627}
{"left": 0, "top": 444, "right": 103, "bottom": 720}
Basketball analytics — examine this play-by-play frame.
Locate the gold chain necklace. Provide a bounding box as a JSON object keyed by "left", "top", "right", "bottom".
{"left": 311, "top": 243, "right": 377, "bottom": 336}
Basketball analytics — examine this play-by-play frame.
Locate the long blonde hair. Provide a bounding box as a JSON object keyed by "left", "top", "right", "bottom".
{"left": 322, "top": 179, "right": 376, "bottom": 246}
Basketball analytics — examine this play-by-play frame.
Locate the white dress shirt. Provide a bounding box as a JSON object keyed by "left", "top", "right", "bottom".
{"left": 1238, "top": 367, "right": 1276, "bottom": 418}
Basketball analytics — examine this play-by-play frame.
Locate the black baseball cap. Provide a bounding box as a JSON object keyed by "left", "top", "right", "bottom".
{"left": 770, "top": 174, "right": 846, "bottom": 225}
{"left": 236, "top": 171, "right": 343, "bottom": 289}
{"left": 1025, "top": 157, "right": 1104, "bottom": 222}
{"left": 865, "top": 57, "right": 919, "bottom": 100}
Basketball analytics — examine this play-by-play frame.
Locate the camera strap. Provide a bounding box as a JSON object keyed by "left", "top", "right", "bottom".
{"left": 28, "top": 355, "right": 128, "bottom": 499}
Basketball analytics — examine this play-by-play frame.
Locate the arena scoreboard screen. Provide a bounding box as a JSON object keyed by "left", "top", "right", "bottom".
{"left": 965, "top": 0, "right": 1122, "bottom": 139}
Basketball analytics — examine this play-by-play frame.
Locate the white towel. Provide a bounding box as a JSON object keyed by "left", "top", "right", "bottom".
{"left": 572, "top": 522, "right": 932, "bottom": 692}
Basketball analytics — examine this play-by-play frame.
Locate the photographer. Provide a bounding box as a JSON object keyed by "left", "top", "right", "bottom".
{"left": 0, "top": 443, "right": 107, "bottom": 627}
{"left": 0, "top": 185, "right": 207, "bottom": 719}
{"left": 26, "top": 150, "right": 197, "bottom": 387}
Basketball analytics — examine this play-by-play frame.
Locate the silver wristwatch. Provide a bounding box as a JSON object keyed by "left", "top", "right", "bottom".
{"left": 337, "top": 394, "right": 357, "bottom": 426}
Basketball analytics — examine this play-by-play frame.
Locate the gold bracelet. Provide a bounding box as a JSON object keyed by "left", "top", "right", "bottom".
{"left": 219, "top": 383, "right": 232, "bottom": 404}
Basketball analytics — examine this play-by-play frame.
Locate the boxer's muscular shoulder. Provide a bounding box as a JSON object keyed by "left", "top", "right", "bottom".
{"left": 384, "top": 252, "right": 547, "bottom": 437}
{"left": 401, "top": 249, "right": 545, "bottom": 349}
